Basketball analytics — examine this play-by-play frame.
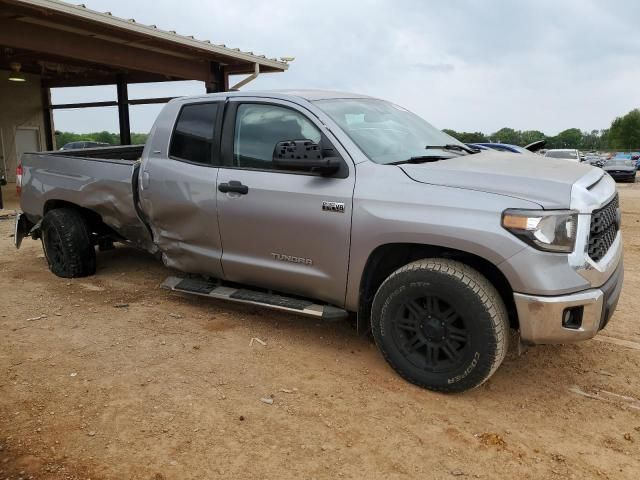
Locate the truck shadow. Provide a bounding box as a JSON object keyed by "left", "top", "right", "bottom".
{"left": 94, "top": 244, "right": 370, "bottom": 344}
{"left": 93, "top": 246, "right": 632, "bottom": 402}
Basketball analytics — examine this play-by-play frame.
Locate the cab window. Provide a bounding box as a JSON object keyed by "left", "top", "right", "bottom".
{"left": 233, "top": 104, "right": 321, "bottom": 170}
{"left": 169, "top": 103, "right": 219, "bottom": 164}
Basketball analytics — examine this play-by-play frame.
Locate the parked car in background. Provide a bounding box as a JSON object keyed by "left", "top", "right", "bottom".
{"left": 544, "top": 149, "right": 581, "bottom": 162}
{"left": 468, "top": 143, "right": 529, "bottom": 154}
{"left": 467, "top": 143, "right": 489, "bottom": 151}
{"left": 584, "top": 154, "right": 605, "bottom": 168}
{"left": 467, "top": 140, "right": 545, "bottom": 156}
{"left": 60, "top": 141, "right": 110, "bottom": 150}
{"left": 603, "top": 153, "right": 637, "bottom": 182}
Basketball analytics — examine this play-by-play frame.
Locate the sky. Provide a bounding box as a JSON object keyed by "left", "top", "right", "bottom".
{"left": 52, "top": 0, "right": 640, "bottom": 136}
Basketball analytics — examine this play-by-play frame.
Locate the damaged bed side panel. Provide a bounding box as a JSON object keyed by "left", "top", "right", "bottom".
{"left": 20, "top": 152, "right": 154, "bottom": 251}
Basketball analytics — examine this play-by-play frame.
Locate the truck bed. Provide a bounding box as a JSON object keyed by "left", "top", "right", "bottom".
{"left": 51, "top": 145, "right": 145, "bottom": 161}
{"left": 19, "top": 145, "right": 153, "bottom": 251}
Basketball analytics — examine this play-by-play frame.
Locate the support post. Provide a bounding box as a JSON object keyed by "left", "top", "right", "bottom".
{"left": 116, "top": 74, "right": 131, "bottom": 145}
{"left": 206, "top": 62, "right": 227, "bottom": 93}
{"left": 40, "top": 84, "right": 55, "bottom": 150}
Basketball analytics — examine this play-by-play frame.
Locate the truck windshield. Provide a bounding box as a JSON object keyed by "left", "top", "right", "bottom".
{"left": 314, "top": 98, "right": 466, "bottom": 164}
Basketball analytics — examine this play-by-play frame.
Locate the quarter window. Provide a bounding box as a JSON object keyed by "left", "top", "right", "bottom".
{"left": 169, "top": 103, "right": 218, "bottom": 164}
{"left": 233, "top": 104, "right": 321, "bottom": 169}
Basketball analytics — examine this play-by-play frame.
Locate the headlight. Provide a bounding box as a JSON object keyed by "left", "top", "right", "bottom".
{"left": 502, "top": 209, "right": 578, "bottom": 253}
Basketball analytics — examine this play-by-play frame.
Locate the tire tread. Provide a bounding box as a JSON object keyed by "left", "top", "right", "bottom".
{"left": 372, "top": 258, "right": 508, "bottom": 393}
{"left": 42, "top": 208, "right": 96, "bottom": 278}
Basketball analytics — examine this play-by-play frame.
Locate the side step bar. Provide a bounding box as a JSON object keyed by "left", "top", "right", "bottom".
{"left": 161, "top": 276, "right": 349, "bottom": 321}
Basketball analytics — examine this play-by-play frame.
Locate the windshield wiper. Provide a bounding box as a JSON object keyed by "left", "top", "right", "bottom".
{"left": 388, "top": 155, "right": 454, "bottom": 166}
{"left": 425, "top": 144, "right": 480, "bottom": 154}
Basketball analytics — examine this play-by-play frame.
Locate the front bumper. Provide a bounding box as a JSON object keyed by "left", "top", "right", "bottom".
{"left": 514, "top": 263, "right": 624, "bottom": 345}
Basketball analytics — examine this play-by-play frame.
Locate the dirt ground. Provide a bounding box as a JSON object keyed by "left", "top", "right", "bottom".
{"left": 1, "top": 181, "right": 639, "bottom": 480}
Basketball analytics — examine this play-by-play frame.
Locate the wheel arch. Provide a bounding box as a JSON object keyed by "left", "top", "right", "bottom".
{"left": 357, "top": 243, "right": 518, "bottom": 333}
{"left": 43, "top": 200, "right": 114, "bottom": 239}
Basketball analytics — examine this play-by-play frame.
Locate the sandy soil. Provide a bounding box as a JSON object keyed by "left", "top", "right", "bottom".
{"left": 1, "top": 182, "right": 639, "bottom": 480}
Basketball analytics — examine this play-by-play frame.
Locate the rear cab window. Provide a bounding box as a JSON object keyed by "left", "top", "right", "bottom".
{"left": 169, "top": 103, "right": 219, "bottom": 165}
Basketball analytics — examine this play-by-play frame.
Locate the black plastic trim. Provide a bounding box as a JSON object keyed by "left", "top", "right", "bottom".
{"left": 598, "top": 263, "right": 624, "bottom": 330}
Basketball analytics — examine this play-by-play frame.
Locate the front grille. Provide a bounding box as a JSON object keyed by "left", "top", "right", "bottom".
{"left": 588, "top": 194, "right": 619, "bottom": 262}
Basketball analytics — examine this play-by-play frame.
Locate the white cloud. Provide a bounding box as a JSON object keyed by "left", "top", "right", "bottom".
{"left": 54, "top": 0, "right": 640, "bottom": 136}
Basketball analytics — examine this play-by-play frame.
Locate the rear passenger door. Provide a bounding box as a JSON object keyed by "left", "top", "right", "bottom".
{"left": 139, "top": 101, "right": 225, "bottom": 277}
{"left": 216, "top": 98, "right": 355, "bottom": 306}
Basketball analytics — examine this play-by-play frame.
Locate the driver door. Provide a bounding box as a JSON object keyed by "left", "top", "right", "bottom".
{"left": 216, "top": 98, "right": 354, "bottom": 306}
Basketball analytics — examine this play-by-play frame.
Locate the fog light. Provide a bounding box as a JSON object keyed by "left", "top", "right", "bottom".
{"left": 562, "top": 307, "right": 583, "bottom": 330}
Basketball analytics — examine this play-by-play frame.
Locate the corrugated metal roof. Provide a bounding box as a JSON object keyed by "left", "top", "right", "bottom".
{"left": 13, "top": 0, "right": 290, "bottom": 71}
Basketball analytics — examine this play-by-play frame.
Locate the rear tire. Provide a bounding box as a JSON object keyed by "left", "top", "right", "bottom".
{"left": 41, "top": 208, "right": 96, "bottom": 278}
{"left": 371, "top": 259, "right": 508, "bottom": 393}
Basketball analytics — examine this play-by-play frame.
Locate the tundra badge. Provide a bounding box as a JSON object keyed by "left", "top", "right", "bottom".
{"left": 271, "top": 253, "right": 313, "bottom": 265}
{"left": 322, "top": 201, "right": 345, "bottom": 213}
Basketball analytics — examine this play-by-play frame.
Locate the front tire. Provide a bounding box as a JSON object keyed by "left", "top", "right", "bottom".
{"left": 371, "top": 259, "right": 508, "bottom": 393}
{"left": 41, "top": 208, "right": 96, "bottom": 278}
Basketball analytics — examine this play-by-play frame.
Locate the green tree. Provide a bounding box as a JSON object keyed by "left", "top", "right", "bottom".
{"left": 93, "top": 131, "right": 118, "bottom": 144}
{"left": 440, "top": 121, "right": 621, "bottom": 152}
{"left": 55, "top": 131, "right": 148, "bottom": 148}
{"left": 599, "top": 129, "right": 610, "bottom": 150}
{"left": 131, "top": 133, "right": 149, "bottom": 144}
{"left": 547, "top": 128, "right": 582, "bottom": 149}
{"left": 520, "top": 130, "right": 545, "bottom": 146}
{"left": 579, "top": 130, "right": 601, "bottom": 151}
{"left": 608, "top": 109, "right": 640, "bottom": 150}
{"left": 490, "top": 128, "right": 520, "bottom": 145}
{"left": 442, "top": 129, "right": 488, "bottom": 143}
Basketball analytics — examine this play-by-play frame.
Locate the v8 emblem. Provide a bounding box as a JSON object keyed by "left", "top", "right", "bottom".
{"left": 322, "top": 201, "right": 345, "bottom": 213}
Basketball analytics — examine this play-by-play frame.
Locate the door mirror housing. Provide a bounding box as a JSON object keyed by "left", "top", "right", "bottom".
{"left": 273, "top": 140, "right": 340, "bottom": 176}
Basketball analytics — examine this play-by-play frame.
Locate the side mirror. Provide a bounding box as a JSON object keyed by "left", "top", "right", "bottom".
{"left": 273, "top": 140, "right": 340, "bottom": 176}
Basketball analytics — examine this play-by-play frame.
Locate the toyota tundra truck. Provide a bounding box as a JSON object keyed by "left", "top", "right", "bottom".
{"left": 14, "top": 90, "right": 624, "bottom": 393}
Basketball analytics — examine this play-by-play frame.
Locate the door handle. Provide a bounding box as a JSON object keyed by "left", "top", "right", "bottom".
{"left": 218, "top": 180, "right": 249, "bottom": 195}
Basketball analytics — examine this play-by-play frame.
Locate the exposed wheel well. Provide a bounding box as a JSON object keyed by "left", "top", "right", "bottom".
{"left": 43, "top": 200, "right": 117, "bottom": 242}
{"left": 357, "top": 243, "right": 518, "bottom": 333}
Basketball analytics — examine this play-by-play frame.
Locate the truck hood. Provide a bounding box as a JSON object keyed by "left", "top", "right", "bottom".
{"left": 399, "top": 150, "right": 598, "bottom": 209}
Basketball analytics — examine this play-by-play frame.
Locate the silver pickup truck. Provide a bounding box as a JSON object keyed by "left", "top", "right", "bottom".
{"left": 15, "top": 90, "right": 624, "bottom": 393}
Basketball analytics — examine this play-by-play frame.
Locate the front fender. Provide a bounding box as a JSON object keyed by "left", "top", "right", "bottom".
{"left": 344, "top": 163, "right": 538, "bottom": 311}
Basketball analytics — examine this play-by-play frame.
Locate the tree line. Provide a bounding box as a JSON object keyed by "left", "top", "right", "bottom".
{"left": 55, "top": 108, "right": 640, "bottom": 152}
{"left": 443, "top": 108, "right": 640, "bottom": 151}
{"left": 55, "top": 131, "right": 149, "bottom": 147}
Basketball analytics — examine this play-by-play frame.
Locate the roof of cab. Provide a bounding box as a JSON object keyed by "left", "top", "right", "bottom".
{"left": 171, "top": 89, "right": 376, "bottom": 104}
{"left": 261, "top": 90, "right": 375, "bottom": 101}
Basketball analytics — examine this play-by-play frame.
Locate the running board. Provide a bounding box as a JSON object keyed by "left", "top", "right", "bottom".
{"left": 160, "top": 276, "right": 349, "bottom": 321}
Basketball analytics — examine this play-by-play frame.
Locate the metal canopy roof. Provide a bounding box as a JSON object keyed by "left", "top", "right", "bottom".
{"left": 0, "top": 0, "right": 289, "bottom": 87}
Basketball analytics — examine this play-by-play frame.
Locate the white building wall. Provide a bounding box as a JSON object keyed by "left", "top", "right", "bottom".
{"left": 0, "top": 72, "right": 47, "bottom": 182}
